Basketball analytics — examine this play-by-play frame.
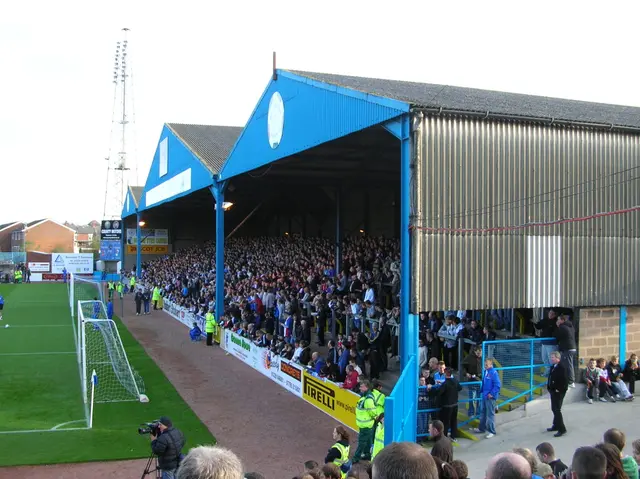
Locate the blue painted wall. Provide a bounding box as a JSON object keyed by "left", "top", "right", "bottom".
{"left": 140, "top": 124, "right": 214, "bottom": 211}
{"left": 121, "top": 188, "right": 138, "bottom": 219}
{"left": 219, "top": 70, "right": 408, "bottom": 181}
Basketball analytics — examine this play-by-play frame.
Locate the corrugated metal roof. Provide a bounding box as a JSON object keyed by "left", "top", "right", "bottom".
{"left": 166, "top": 123, "right": 243, "bottom": 174}
{"left": 129, "top": 186, "right": 143, "bottom": 207}
{"left": 286, "top": 70, "right": 640, "bottom": 130}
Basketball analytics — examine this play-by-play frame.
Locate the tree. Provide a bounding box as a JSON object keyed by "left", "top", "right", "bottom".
{"left": 52, "top": 245, "right": 67, "bottom": 253}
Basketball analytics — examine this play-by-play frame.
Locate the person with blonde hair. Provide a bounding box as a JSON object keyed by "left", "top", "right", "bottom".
{"left": 177, "top": 446, "right": 243, "bottom": 479}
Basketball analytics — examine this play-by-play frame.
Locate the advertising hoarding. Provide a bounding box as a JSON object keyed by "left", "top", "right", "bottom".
{"left": 51, "top": 253, "right": 94, "bottom": 274}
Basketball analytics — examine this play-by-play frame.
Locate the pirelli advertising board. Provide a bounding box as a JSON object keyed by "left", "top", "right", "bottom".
{"left": 302, "top": 370, "right": 360, "bottom": 431}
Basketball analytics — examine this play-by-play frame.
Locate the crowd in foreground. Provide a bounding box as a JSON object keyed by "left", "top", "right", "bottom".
{"left": 159, "top": 425, "right": 640, "bottom": 479}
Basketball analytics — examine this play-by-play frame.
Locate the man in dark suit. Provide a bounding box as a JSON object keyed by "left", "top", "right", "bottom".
{"left": 547, "top": 351, "right": 569, "bottom": 437}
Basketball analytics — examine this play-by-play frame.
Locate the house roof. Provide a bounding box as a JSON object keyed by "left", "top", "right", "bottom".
{"left": 24, "top": 219, "right": 76, "bottom": 233}
{"left": 74, "top": 225, "right": 95, "bottom": 234}
{"left": 0, "top": 221, "right": 20, "bottom": 232}
{"left": 166, "top": 123, "right": 243, "bottom": 174}
{"left": 286, "top": 70, "right": 640, "bottom": 130}
{"left": 129, "top": 186, "right": 143, "bottom": 207}
{"left": 26, "top": 219, "right": 45, "bottom": 228}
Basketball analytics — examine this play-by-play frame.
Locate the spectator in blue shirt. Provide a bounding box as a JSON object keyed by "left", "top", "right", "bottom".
{"left": 189, "top": 322, "right": 203, "bottom": 342}
{"left": 107, "top": 299, "right": 114, "bottom": 320}
{"left": 473, "top": 358, "right": 501, "bottom": 438}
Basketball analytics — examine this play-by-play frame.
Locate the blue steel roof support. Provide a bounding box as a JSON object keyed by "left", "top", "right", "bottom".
{"left": 218, "top": 70, "right": 410, "bottom": 181}
{"left": 211, "top": 180, "right": 227, "bottom": 324}
{"left": 399, "top": 113, "right": 417, "bottom": 442}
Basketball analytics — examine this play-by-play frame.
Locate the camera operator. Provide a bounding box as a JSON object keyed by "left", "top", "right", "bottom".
{"left": 151, "top": 416, "right": 186, "bottom": 479}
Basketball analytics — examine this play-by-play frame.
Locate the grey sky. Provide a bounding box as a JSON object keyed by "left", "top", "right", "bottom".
{"left": 1, "top": 0, "right": 638, "bottom": 224}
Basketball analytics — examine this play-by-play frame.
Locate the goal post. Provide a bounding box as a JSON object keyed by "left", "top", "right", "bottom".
{"left": 78, "top": 300, "right": 149, "bottom": 423}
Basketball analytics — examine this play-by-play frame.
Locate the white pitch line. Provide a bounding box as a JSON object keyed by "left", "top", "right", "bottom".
{"left": 0, "top": 426, "right": 89, "bottom": 435}
{"left": 51, "top": 419, "right": 87, "bottom": 430}
{"left": 0, "top": 351, "right": 76, "bottom": 356}
{"left": 1, "top": 324, "right": 70, "bottom": 328}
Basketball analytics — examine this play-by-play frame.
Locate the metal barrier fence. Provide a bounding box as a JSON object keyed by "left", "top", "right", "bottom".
{"left": 482, "top": 338, "right": 556, "bottom": 407}
{"left": 386, "top": 355, "right": 417, "bottom": 443}
{"left": 0, "top": 252, "right": 26, "bottom": 264}
{"left": 416, "top": 380, "right": 482, "bottom": 438}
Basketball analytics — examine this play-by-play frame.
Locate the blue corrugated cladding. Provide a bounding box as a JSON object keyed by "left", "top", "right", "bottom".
{"left": 219, "top": 71, "right": 409, "bottom": 180}
{"left": 140, "top": 124, "right": 214, "bottom": 211}
{"left": 121, "top": 189, "right": 137, "bottom": 219}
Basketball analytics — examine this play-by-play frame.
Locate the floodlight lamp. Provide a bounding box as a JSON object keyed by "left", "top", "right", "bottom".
{"left": 138, "top": 221, "right": 146, "bottom": 227}
{"left": 359, "top": 229, "right": 365, "bottom": 234}
{"left": 284, "top": 232, "right": 289, "bottom": 236}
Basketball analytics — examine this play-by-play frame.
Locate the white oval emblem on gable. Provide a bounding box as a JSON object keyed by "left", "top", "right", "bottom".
{"left": 267, "top": 91, "right": 284, "bottom": 149}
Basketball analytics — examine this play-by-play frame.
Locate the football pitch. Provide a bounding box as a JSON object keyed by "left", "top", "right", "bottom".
{"left": 0, "top": 283, "right": 215, "bottom": 467}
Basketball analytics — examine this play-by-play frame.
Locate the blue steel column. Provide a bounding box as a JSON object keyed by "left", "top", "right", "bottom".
{"left": 620, "top": 306, "right": 627, "bottom": 361}
{"left": 400, "top": 113, "right": 417, "bottom": 443}
{"left": 120, "top": 217, "right": 126, "bottom": 276}
{"left": 136, "top": 211, "right": 142, "bottom": 279}
{"left": 335, "top": 187, "right": 342, "bottom": 276}
{"left": 211, "top": 181, "right": 227, "bottom": 323}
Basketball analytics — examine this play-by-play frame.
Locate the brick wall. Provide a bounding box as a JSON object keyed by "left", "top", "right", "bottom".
{"left": 625, "top": 308, "right": 640, "bottom": 355}
{"left": 25, "top": 221, "right": 74, "bottom": 253}
{"left": 578, "top": 306, "right": 640, "bottom": 364}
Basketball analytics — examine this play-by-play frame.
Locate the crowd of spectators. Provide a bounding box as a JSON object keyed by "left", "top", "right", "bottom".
{"left": 172, "top": 426, "right": 640, "bottom": 478}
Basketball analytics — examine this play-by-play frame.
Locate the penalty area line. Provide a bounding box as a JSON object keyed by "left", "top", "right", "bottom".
{"left": 1, "top": 324, "right": 70, "bottom": 328}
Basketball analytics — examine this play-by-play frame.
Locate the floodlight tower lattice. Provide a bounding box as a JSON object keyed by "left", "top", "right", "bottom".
{"left": 103, "top": 28, "right": 138, "bottom": 220}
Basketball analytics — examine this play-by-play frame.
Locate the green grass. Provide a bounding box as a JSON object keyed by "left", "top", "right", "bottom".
{"left": 0, "top": 283, "right": 215, "bottom": 467}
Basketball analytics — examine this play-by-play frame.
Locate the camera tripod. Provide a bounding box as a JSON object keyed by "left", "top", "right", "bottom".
{"left": 141, "top": 453, "right": 160, "bottom": 479}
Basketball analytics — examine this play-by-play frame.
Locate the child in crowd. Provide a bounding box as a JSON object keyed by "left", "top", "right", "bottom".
{"left": 337, "top": 334, "right": 344, "bottom": 350}
{"left": 597, "top": 357, "right": 620, "bottom": 402}
{"left": 189, "top": 322, "right": 203, "bottom": 342}
{"left": 584, "top": 358, "right": 601, "bottom": 404}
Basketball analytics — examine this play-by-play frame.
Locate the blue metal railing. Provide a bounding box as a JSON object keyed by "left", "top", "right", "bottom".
{"left": 0, "top": 252, "right": 26, "bottom": 264}
{"left": 416, "top": 380, "right": 482, "bottom": 438}
{"left": 386, "top": 355, "right": 417, "bottom": 443}
{"left": 482, "top": 338, "right": 556, "bottom": 407}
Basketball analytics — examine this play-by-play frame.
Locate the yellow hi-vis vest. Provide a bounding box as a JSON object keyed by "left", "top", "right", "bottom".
{"left": 205, "top": 312, "right": 216, "bottom": 334}
{"left": 117, "top": 283, "right": 123, "bottom": 294}
{"left": 372, "top": 422, "right": 385, "bottom": 459}
{"left": 130, "top": 277, "right": 136, "bottom": 287}
{"left": 108, "top": 281, "right": 115, "bottom": 290}
{"left": 355, "top": 393, "right": 376, "bottom": 429}
{"left": 331, "top": 442, "right": 350, "bottom": 478}
{"left": 371, "top": 389, "right": 386, "bottom": 417}
{"left": 152, "top": 287, "right": 160, "bottom": 301}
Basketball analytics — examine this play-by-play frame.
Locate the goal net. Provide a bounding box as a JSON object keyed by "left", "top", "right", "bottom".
{"left": 78, "top": 300, "right": 148, "bottom": 407}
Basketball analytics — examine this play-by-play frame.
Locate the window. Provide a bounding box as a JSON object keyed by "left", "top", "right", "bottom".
{"left": 159, "top": 138, "right": 168, "bottom": 177}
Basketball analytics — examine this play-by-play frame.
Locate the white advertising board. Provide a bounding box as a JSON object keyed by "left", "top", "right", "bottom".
{"left": 254, "top": 347, "right": 303, "bottom": 398}
{"left": 224, "top": 329, "right": 259, "bottom": 370}
{"left": 28, "top": 262, "right": 50, "bottom": 272}
{"left": 223, "top": 330, "right": 303, "bottom": 398}
{"left": 51, "top": 253, "right": 94, "bottom": 274}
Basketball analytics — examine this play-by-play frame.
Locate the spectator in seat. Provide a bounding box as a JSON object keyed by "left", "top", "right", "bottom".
{"left": 536, "top": 442, "right": 568, "bottom": 478}
{"left": 430, "top": 457, "right": 458, "bottom": 479}
{"left": 603, "top": 428, "right": 639, "bottom": 479}
{"left": 595, "top": 443, "right": 628, "bottom": 479}
{"left": 571, "top": 446, "right": 607, "bottom": 479}
{"left": 343, "top": 365, "right": 359, "bottom": 391}
{"left": 607, "top": 356, "right": 634, "bottom": 401}
{"left": 177, "top": 446, "right": 243, "bottom": 479}
{"left": 623, "top": 353, "right": 640, "bottom": 395}
{"left": 429, "top": 420, "right": 453, "bottom": 463}
{"left": 451, "top": 460, "right": 469, "bottom": 479}
{"left": 372, "top": 442, "right": 438, "bottom": 479}
{"left": 485, "top": 452, "right": 531, "bottom": 479}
